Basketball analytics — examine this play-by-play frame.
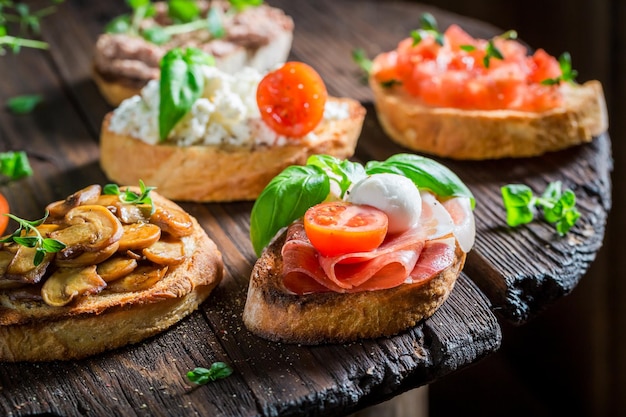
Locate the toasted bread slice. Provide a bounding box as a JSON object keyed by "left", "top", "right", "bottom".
{"left": 100, "top": 97, "right": 366, "bottom": 202}
{"left": 0, "top": 187, "right": 223, "bottom": 362}
{"left": 242, "top": 230, "right": 466, "bottom": 345}
{"left": 370, "top": 77, "right": 608, "bottom": 160}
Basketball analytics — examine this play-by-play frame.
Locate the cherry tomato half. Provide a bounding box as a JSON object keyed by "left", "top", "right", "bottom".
{"left": 0, "top": 193, "right": 9, "bottom": 235}
{"left": 303, "top": 201, "right": 388, "bottom": 257}
{"left": 256, "top": 61, "right": 328, "bottom": 138}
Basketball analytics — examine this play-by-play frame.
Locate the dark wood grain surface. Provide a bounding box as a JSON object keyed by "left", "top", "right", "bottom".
{"left": 0, "top": 0, "right": 611, "bottom": 416}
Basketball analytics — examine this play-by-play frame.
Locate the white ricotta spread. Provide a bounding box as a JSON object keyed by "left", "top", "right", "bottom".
{"left": 108, "top": 65, "right": 350, "bottom": 147}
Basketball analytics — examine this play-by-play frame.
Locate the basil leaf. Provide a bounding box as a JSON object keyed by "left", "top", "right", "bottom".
{"left": 128, "top": 0, "right": 150, "bottom": 9}
{"left": 228, "top": 0, "right": 263, "bottom": 12}
{"left": 501, "top": 184, "right": 535, "bottom": 227}
{"left": 168, "top": 0, "right": 200, "bottom": 23}
{"left": 187, "top": 362, "right": 233, "bottom": 385}
{"left": 365, "top": 153, "right": 475, "bottom": 208}
{"left": 306, "top": 154, "right": 366, "bottom": 198}
{"left": 0, "top": 151, "right": 33, "bottom": 180}
{"left": 105, "top": 14, "right": 131, "bottom": 33}
{"left": 142, "top": 26, "right": 171, "bottom": 44}
{"left": 250, "top": 165, "right": 329, "bottom": 256}
{"left": 6, "top": 94, "right": 42, "bottom": 114}
{"left": 158, "top": 47, "right": 209, "bottom": 140}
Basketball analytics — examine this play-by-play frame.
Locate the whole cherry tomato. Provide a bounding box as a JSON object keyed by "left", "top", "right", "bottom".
{"left": 303, "top": 201, "right": 388, "bottom": 257}
{"left": 256, "top": 61, "right": 328, "bottom": 138}
{"left": 0, "top": 193, "right": 9, "bottom": 235}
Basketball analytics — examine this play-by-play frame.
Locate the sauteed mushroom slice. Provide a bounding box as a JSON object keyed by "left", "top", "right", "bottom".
{"left": 116, "top": 203, "right": 152, "bottom": 224}
{"left": 51, "top": 205, "right": 123, "bottom": 259}
{"left": 106, "top": 264, "right": 168, "bottom": 293}
{"left": 96, "top": 256, "right": 138, "bottom": 282}
{"left": 143, "top": 236, "right": 185, "bottom": 266}
{"left": 150, "top": 206, "right": 193, "bottom": 238}
{"left": 46, "top": 185, "right": 102, "bottom": 219}
{"left": 117, "top": 223, "right": 161, "bottom": 252}
{"left": 54, "top": 241, "right": 119, "bottom": 267}
{"left": 41, "top": 265, "right": 106, "bottom": 307}
{"left": 5, "top": 245, "right": 53, "bottom": 283}
{"left": 0, "top": 250, "right": 24, "bottom": 289}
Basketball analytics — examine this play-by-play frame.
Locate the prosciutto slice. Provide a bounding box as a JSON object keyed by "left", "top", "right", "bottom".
{"left": 281, "top": 191, "right": 465, "bottom": 295}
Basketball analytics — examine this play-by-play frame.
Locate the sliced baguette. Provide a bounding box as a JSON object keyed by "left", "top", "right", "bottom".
{"left": 370, "top": 78, "right": 608, "bottom": 160}
{"left": 0, "top": 189, "right": 223, "bottom": 362}
{"left": 242, "top": 230, "right": 466, "bottom": 345}
{"left": 100, "top": 97, "right": 366, "bottom": 202}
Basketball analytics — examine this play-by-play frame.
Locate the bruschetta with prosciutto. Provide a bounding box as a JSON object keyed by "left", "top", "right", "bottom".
{"left": 242, "top": 153, "right": 475, "bottom": 344}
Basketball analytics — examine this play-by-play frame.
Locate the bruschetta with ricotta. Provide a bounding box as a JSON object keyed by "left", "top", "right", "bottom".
{"left": 93, "top": 0, "right": 294, "bottom": 106}
{"left": 0, "top": 183, "right": 223, "bottom": 362}
{"left": 100, "top": 49, "right": 366, "bottom": 202}
{"left": 368, "top": 14, "right": 608, "bottom": 160}
{"left": 242, "top": 153, "right": 475, "bottom": 344}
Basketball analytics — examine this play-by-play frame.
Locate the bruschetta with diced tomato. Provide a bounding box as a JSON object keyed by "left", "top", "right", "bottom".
{"left": 368, "top": 14, "right": 608, "bottom": 160}
{"left": 242, "top": 153, "right": 475, "bottom": 344}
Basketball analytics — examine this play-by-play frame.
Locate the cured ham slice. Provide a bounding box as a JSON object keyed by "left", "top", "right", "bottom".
{"left": 281, "top": 191, "right": 468, "bottom": 295}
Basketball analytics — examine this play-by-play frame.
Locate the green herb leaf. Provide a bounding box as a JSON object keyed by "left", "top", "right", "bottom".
{"left": 501, "top": 181, "right": 580, "bottom": 235}
{"left": 207, "top": 7, "right": 225, "bottom": 38}
{"left": 1, "top": 212, "right": 66, "bottom": 265}
{"left": 168, "top": 0, "right": 200, "bottom": 23}
{"left": 351, "top": 47, "right": 372, "bottom": 76}
{"left": 0, "top": 1, "right": 60, "bottom": 54}
{"left": 103, "top": 180, "right": 156, "bottom": 214}
{"left": 364, "top": 153, "right": 475, "bottom": 208}
{"left": 410, "top": 13, "right": 444, "bottom": 46}
{"left": 141, "top": 25, "right": 171, "bottom": 44}
{"left": 105, "top": 14, "right": 131, "bottom": 34}
{"left": 501, "top": 184, "right": 535, "bottom": 227}
{"left": 187, "top": 362, "right": 233, "bottom": 385}
{"left": 159, "top": 47, "right": 213, "bottom": 140}
{"left": 6, "top": 94, "right": 42, "bottom": 114}
{"left": 250, "top": 165, "right": 330, "bottom": 256}
{"left": 541, "top": 52, "right": 578, "bottom": 85}
{"left": 228, "top": 0, "right": 263, "bottom": 12}
{"left": 0, "top": 151, "right": 33, "bottom": 180}
{"left": 306, "top": 154, "right": 366, "bottom": 199}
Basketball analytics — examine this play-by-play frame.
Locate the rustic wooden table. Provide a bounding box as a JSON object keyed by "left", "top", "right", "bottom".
{"left": 0, "top": 1, "right": 611, "bottom": 416}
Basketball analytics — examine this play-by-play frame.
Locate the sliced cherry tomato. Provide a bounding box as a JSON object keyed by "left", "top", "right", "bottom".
{"left": 303, "top": 201, "right": 388, "bottom": 257}
{"left": 256, "top": 61, "right": 328, "bottom": 138}
{"left": 0, "top": 193, "right": 9, "bottom": 235}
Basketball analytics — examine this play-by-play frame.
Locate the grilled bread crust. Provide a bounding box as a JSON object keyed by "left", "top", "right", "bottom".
{"left": 242, "top": 230, "right": 466, "bottom": 345}
{"left": 370, "top": 78, "right": 608, "bottom": 160}
{"left": 100, "top": 97, "right": 366, "bottom": 202}
{"left": 0, "top": 192, "right": 223, "bottom": 362}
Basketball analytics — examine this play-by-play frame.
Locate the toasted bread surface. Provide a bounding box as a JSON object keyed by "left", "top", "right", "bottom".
{"left": 100, "top": 97, "right": 366, "bottom": 202}
{"left": 370, "top": 78, "right": 608, "bottom": 160}
{"left": 242, "top": 230, "right": 466, "bottom": 344}
{"left": 0, "top": 190, "right": 223, "bottom": 362}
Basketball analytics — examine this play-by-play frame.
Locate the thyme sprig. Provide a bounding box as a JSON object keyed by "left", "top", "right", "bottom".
{"left": 0, "top": 212, "right": 66, "bottom": 266}
{"left": 410, "top": 12, "right": 444, "bottom": 46}
{"left": 0, "top": 0, "right": 63, "bottom": 55}
{"left": 103, "top": 180, "right": 156, "bottom": 214}
{"left": 541, "top": 52, "right": 578, "bottom": 85}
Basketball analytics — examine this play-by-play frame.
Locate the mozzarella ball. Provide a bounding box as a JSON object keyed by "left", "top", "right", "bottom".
{"left": 346, "top": 173, "right": 422, "bottom": 234}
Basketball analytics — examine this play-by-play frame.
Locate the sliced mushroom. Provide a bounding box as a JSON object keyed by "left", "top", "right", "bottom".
{"left": 116, "top": 203, "right": 152, "bottom": 224}
{"left": 41, "top": 265, "right": 106, "bottom": 307}
{"left": 105, "top": 264, "right": 168, "bottom": 293}
{"left": 46, "top": 185, "right": 102, "bottom": 219}
{"left": 5, "top": 245, "right": 53, "bottom": 284}
{"left": 150, "top": 206, "right": 193, "bottom": 238}
{"left": 117, "top": 223, "right": 161, "bottom": 252}
{"left": 96, "top": 256, "right": 138, "bottom": 282}
{"left": 142, "top": 236, "right": 185, "bottom": 266}
{"left": 54, "top": 241, "right": 119, "bottom": 267}
{"left": 51, "top": 205, "right": 123, "bottom": 259}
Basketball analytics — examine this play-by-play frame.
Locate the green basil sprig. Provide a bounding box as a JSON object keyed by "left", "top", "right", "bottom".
{"left": 501, "top": 181, "right": 580, "bottom": 236}
{"left": 187, "top": 362, "right": 233, "bottom": 385}
{"left": 0, "top": 151, "right": 33, "bottom": 180}
{"left": 6, "top": 94, "right": 43, "bottom": 114}
{"left": 249, "top": 153, "right": 475, "bottom": 257}
{"left": 158, "top": 47, "right": 215, "bottom": 141}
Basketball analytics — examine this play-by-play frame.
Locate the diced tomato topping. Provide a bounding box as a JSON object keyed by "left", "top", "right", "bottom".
{"left": 372, "top": 25, "right": 565, "bottom": 112}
